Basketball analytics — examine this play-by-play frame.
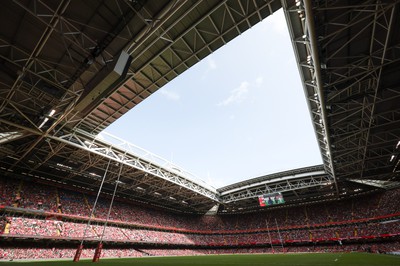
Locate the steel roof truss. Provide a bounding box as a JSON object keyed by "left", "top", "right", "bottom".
{"left": 54, "top": 130, "right": 219, "bottom": 202}
{"left": 221, "top": 175, "right": 333, "bottom": 203}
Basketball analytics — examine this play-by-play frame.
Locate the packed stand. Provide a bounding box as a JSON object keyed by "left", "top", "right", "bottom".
{"left": 1, "top": 176, "right": 400, "bottom": 261}
{"left": 2, "top": 177, "right": 400, "bottom": 232}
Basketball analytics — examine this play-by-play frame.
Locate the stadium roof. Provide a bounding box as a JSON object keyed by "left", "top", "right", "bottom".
{"left": 0, "top": 0, "right": 399, "bottom": 214}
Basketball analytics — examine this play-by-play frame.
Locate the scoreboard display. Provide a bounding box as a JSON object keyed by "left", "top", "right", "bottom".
{"left": 258, "top": 192, "right": 285, "bottom": 207}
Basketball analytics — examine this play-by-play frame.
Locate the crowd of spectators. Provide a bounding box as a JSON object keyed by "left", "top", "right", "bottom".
{"left": 1, "top": 176, "right": 400, "bottom": 260}
{"left": 1, "top": 177, "right": 400, "bottom": 233}
{"left": 4, "top": 216, "right": 400, "bottom": 246}
{"left": 59, "top": 190, "right": 89, "bottom": 217}
{"left": 0, "top": 178, "right": 20, "bottom": 207}
{"left": 17, "top": 183, "right": 58, "bottom": 212}
{"left": 305, "top": 204, "right": 330, "bottom": 224}
{"left": 8, "top": 217, "right": 57, "bottom": 237}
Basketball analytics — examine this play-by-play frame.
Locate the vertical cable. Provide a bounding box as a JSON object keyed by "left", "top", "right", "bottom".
{"left": 99, "top": 163, "right": 123, "bottom": 244}
{"left": 266, "top": 219, "right": 275, "bottom": 253}
{"left": 275, "top": 218, "right": 284, "bottom": 250}
{"left": 80, "top": 158, "right": 112, "bottom": 246}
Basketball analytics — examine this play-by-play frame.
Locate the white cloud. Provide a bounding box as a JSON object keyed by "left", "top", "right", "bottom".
{"left": 255, "top": 76, "right": 264, "bottom": 87}
{"left": 218, "top": 81, "right": 250, "bottom": 106}
{"left": 159, "top": 89, "right": 180, "bottom": 101}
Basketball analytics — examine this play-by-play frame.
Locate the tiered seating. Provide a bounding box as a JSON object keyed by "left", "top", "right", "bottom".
{"left": 5, "top": 216, "right": 400, "bottom": 246}
{"left": 282, "top": 229, "right": 309, "bottom": 241}
{"left": 18, "top": 182, "right": 57, "bottom": 212}
{"left": 352, "top": 194, "right": 381, "bottom": 220}
{"left": 8, "top": 217, "right": 57, "bottom": 237}
{"left": 0, "top": 178, "right": 20, "bottom": 207}
{"left": 311, "top": 227, "right": 337, "bottom": 240}
{"left": 59, "top": 189, "right": 89, "bottom": 217}
{"left": 378, "top": 188, "right": 400, "bottom": 215}
{"left": 328, "top": 200, "right": 353, "bottom": 222}
{"left": 285, "top": 207, "right": 306, "bottom": 227}
{"left": 2, "top": 177, "right": 398, "bottom": 232}
{"left": 306, "top": 204, "right": 329, "bottom": 225}
{"left": 1, "top": 176, "right": 400, "bottom": 260}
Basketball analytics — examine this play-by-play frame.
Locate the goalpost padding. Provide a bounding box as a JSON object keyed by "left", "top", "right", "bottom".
{"left": 92, "top": 243, "right": 103, "bottom": 262}
{"left": 73, "top": 244, "right": 84, "bottom": 262}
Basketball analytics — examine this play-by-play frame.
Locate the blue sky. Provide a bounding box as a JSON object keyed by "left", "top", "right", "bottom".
{"left": 104, "top": 10, "right": 322, "bottom": 188}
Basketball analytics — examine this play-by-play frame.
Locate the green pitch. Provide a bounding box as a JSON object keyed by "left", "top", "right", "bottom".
{"left": 0, "top": 253, "right": 399, "bottom": 266}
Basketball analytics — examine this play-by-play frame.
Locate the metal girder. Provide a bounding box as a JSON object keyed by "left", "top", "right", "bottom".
{"left": 77, "top": 0, "right": 282, "bottom": 133}
{"left": 331, "top": 110, "right": 400, "bottom": 140}
{"left": 348, "top": 178, "right": 400, "bottom": 190}
{"left": 220, "top": 173, "right": 333, "bottom": 203}
{"left": 0, "top": 131, "right": 29, "bottom": 144}
{"left": 313, "top": 0, "right": 400, "bottom": 182}
{"left": 2, "top": 0, "right": 399, "bottom": 215}
{"left": 284, "top": 0, "right": 400, "bottom": 196}
{"left": 51, "top": 129, "right": 219, "bottom": 202}
{"left": 0, "top": 114, "right": 219, "bottom": 212}
{"left": 73, "top": 0, "right": 193, "bottom": 132}
{"left": 0, "top": 0, "right": 148, "bottom": 172}
{"left": 2, "top": 118, "right": 337, "bottom": 210}
{"left": 282, "top": 0, "right": 338, "bottom": 193}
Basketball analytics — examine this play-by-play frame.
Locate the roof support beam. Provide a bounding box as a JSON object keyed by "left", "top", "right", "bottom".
{"left": 53, "top": 129, "right": 220, "bottom": 202}
{"left": 303, "top": 0, "right": 338, "bottom": 195}
{"left": 221, "top": 175, "right": 333, "bottom": 203}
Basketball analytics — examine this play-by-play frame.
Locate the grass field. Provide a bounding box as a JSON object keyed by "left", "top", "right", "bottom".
{"left": 0, "top": 253, "right": 399, "bottom": 266}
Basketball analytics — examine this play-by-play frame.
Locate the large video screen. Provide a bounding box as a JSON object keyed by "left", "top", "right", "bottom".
{"left": 258, "top": 192, "right": 285, "bottom": 207}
